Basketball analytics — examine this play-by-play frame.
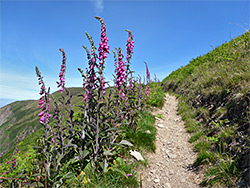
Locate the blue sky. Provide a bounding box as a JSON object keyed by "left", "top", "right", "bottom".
{"left": 0, "top": 0, "right": 249, "bottom": 102}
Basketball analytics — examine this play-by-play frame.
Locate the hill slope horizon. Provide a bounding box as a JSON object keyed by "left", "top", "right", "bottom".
{"left": 0, "top": 98, "right": 18, "bottom": 108}
{"left": 0, "top": 87, "right": 83, "bottom": 159}
{"left": 162, "top": 31, "right": 250, "bottom": 187}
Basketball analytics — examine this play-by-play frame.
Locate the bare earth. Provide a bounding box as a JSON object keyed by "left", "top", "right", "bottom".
{"left": 139, "top": 93, "right": 203, "bottom": 188}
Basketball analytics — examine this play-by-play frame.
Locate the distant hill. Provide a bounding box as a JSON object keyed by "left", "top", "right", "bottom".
{"left": 162, "top": 31, "right": 250, "bottom": 187}
{"left": 0, "top": 87, "right": 83, "bottom": 159}
{"left": 0, "top": 98, "right": 17, "bottom": 108}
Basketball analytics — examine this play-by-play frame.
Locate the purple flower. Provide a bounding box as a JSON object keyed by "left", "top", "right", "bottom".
{"left": 146, "top": 85, "right": 150, "bottom": 96}
{"left": 38, "top": 111, "right": 44, "bottom": 117}
{"left": 36, "top": 67, "right": 51, "bottom": 125}
{"left": 40, "top": 115, "right": 45, "bottom": 124}
{"left": 126, "top": 173, "right": 132, "bottom": 177}
{"left": 46, "top": 112, "right": 52, "bottom": 118}
{"left": 83, "top": 93, "right": 87, "bottom": 102}
{"left": 100, "top": 76, "right": 106, "bottom": 95}
{"left": 121, "top": 92, "right": 126, "bottom": 98}
{"left": 144, "top": 62, "right": 150, "bottom": 81}
{"left": 126, "top": 30, "right": 134, "bottom": 63}
{"left": 115, "top": 49, "right": 126, "bottom": 90}
{"left": 57, "top": 48, "right": 66, "bottom": 93}
{"left": 60, "top": 87, "right": 64, "bottom": 93}
{"left": 98, "top": 18, "right": 110, "bottom": 66}
{"left": 6, "top": 171, "right": 9, "bottom": 174}
{"left": 39, "top": 103, "right": 44, "bottom": 109}
{"left": 39, "top": 97, "right": 44, "bottom": 105}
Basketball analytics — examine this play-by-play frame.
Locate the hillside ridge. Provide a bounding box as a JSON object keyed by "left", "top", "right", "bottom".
{"left": 162, "top": 31, "right": 250, "bottom": 187}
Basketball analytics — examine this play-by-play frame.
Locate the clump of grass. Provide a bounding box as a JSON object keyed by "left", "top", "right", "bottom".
{"left": 61, "top": 157, "right": 138, "bottom": 188}
{"left": 123, "top": 111, "right": 157, "bottom": 152}
{"left": 147, "top": 82, "right": 165, "bottom": 108}
{"left": 189, "top": 131, "right": 204, "bottom": 143}
{"left": 177, "top": 98, "right": 200, "bottom": 133}
{"left": 202, "top": 157, "right": 240, "bottom": 187}
{"left": 194, "top": 141, "right": 211, "bottom": 152}
{"left": 194, "top": 150, "right": 217, "bottom": 166}
{"left": 155, "top": 113, "right": 164, "bottom": 120}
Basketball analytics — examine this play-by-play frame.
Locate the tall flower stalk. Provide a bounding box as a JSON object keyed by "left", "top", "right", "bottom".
{"left": 96, "top": 17, "right": 110, "bottom": 67}
{"left": 125, "top": 29, "right": 134, "bottom": 64}
{"left": 36, "top": 67, "right": 51, "bottom": 124}
{"left": 96, "top": 16, "right": 110, "bottom": 96}
{"left": 144, "top": 62, "right": 151, "bottom": 96}
{"left": 57, "top": 48, "right": 66, "bottom": 93}
{"left": 115, "top": 48, "right": 126, "bottom": 91}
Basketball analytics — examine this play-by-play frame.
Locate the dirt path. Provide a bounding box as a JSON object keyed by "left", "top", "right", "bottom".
{"left": 139, "top": 93, "right": 203, "bottom": 188}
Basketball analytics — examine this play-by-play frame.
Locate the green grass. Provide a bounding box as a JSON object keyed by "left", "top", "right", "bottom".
{"left": 177, "top": 98, "right": 200, "bottom": 133}
{"left": 202, "top": 157, "right": 240, "bottom": 187}
{"left": 155, "top": 113, "right": 165, "bottom": 120}
{"left": 61, "top": 157, "right": 138, "bottom": 188}
{"left": 189, "top": 131, "right": 204, "bottom": 143}
{"left": 123, "top": 111, "right": 157, "bottom": 153}
{"left": 147, "top": 82, "right": 165, "bottom": 108}
{"left": 194, "top": 141, "right": 211, "bottom": 152}
{"left": 194, "top": 150, "right": 217, "bottom": 166}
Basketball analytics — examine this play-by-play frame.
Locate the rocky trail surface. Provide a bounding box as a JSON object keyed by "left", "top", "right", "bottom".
{"left": 139, "top": 93, "right": 203, "bottom": 188}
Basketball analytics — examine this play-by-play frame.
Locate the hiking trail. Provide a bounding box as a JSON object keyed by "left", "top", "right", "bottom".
{"left": 139, "top": 93, "right": 203, "bottom": 188}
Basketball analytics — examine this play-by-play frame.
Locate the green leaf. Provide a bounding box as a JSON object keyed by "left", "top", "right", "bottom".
{"left": 111, "top": 167, "right": 128, "bottom": 178}
{"left": 84, "top": 162, "right": 92, "bottom": 173}
{"left": 62, "top": 171, "right": 75, "bottom": 179}
{"left": 81, "top": 149, "right": 89, "bottom": 159}
{"left": 116, "top": 157, "right": 125, "bottom": 166}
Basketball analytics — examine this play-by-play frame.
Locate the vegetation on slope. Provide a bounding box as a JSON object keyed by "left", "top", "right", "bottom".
{"left": 0, "top": 83, "right": 164, "bottom": 187}
{"left": 0, "top": 83, "right": 164, "bottom": 161}
{"left": 163, "top": 31, "right": 250, "bottom": 187}
{"left": 0, "top": 87, "right": 83, "bottom": 160}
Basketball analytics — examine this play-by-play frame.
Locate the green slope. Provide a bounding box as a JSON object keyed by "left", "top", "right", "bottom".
{"left": 162, "top": 31, "right": 250, "bottom": 187}
{"left": 0, "top": 87, "right": 83, "bottom": 160}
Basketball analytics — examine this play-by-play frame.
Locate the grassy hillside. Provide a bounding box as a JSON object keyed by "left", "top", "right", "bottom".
{"left": 0, "top": 84, "right": 164, "bottom": 161}
{"left": 162, "top": 31, "right": 250, "bottom": 187}
{"left": 0, "top": 87, "right": 83, "bottom": 160}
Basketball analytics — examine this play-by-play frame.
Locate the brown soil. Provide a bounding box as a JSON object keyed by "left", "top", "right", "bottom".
{"left": 139, "top": 93, "right": 203, "bottom": 188}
